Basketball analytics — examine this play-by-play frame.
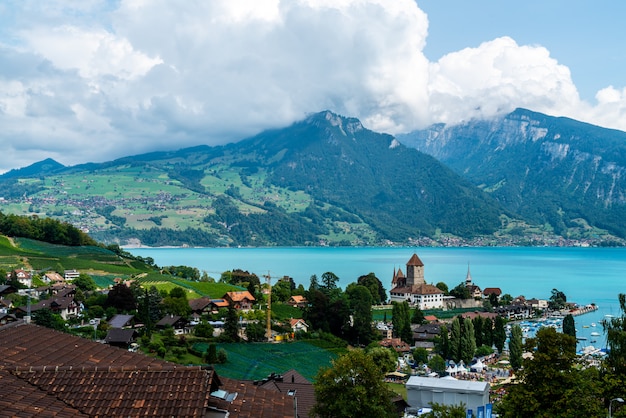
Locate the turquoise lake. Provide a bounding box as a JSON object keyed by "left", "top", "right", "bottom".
{"left": 127, "top": 246, "right": 626, "bottom": 348}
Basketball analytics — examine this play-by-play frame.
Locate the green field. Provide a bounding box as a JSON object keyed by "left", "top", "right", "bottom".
{"left": 194, "top": 341, "right": 339, "bottom": 382}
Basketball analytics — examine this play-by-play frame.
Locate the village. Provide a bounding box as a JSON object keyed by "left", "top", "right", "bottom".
{"left": 0, "top": 252, "right": 602, "bottom": 416}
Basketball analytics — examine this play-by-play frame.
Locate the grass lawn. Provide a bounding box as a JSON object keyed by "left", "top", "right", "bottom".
{"left": 387, "top": 382, "right": 408, "bottom": 400}
{"left": 193, "top": 340, "right": 339, "bottom": 382}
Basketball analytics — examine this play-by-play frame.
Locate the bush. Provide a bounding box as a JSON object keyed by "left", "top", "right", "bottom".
{"left": 216, "top": 349, "right": 228, "bottom": 364}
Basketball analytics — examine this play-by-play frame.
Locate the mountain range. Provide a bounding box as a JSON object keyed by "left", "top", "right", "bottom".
{"left": 1, "top": 109, "right": 624, "bottom": 247}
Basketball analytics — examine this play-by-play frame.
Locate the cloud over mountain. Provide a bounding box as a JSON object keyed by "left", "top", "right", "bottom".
{"left": 0, "top": 0, "right": 625, "bottom": 172}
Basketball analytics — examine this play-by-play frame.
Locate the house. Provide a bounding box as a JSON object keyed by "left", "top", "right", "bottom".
{"left": 287, "top": 295, "right": 307, "bottom": 308}
{"left": 0, "top": 313, "right": 18, "bottom": 326}
{"left": 224, "top": 291, "right": 256, "bottom": 311}
{"left": 376, "top": 322, "right": 393, "bottom": 339}
{"left": 483, "top": 287, "right": 502, "bottom": 299}
{"left": 459, "top": 311, "right": 499, "bottom": 321}
{"left": 0, "top": 298, "right": 12, "bottom": 314}
{"left": 252, "top": 370, "right": 316, "bottom": 418}
{"left": 6, "top": 269, "right": 32, "bottom": 288}
{"left": 64, "top": 269, "right": 80, "bottom": 281}
{"left": 0, "top": 285, "right": 17, "bottom": 297}
{"left": 42, "top": 272, "right": 65, "bottom": 284}
{"left": 389, "top": 254, "right": 444, "bottom": 309}
{"left": 289, "top": 318, "right": 308, "bottom": 333}
{"left": 379, "top": 337, "right": 412, "bottom": 354}
{"left": 209, "top": 298, "right": 231, "bottom": 312}
{"left": 18, "top": 286, "right": 80, "bottom": 320}
{"left": 156, "top": 314, "right": 189, "bottom": 332}
{"left": 527, "top": 298, "right": 549, "bottom": 310}
{"left": 0, "top": 322, "right": 295, "bottom": 417}
{"left": 406, "top": 376, "right": 490, "bottom": 413}
{"left": 104, "top": 328, "right": 138, "bottom": 348}
{"left": 412, "top": 323, "right": 442, "bottom": 345}
{"left": 108, "top": 314, "right": 135, "bottom": 329}
{"left": 189, "top": 297, "right": 213, "bottom": 316}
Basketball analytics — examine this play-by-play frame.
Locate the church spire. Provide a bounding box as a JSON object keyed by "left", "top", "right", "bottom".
{"left": 465, "top": 262, "right": 472, "bottom": 286}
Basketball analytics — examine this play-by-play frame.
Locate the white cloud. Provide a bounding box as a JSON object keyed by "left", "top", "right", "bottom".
{"left": 0, "top": 0, "right": 626, "bottom": 172}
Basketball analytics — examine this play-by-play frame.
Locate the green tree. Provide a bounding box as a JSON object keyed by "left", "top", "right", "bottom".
{"left": 459, "top": 317, "right": 476, "bottom": 365}
{"left": 392, "top": 301, "right": 412, "bottom": 344}
{"left": 493, "top": 316, "right": 506, "bottom": 354}
{"left": 562, "top": 313, "right": 576, "bottom": 339}
{"left": 357, "top": 273, "right": 386, "bottom": 305}
{"left": 346, "top": 284, "right": 374, "bottom": 346}
{"left": 194, "top": 321, "right": 215, "bottom": 338}
{"left": 312, "top": 349, "right": 397, "bottom": 418}
{"left": 366, "top": 346, "right": 397, "bottom": 374}
{"left": 498, "top": 327, "right": 603, "bottom": 417}
{"left": 205, "top": 343, "right": 218, "bottom": 363}
{"left": 32, "top": 308, "right": 66, "bottom": 331}
{"left": 422, "top": 402, "right": 467, "bottom": 418}
{"left": 472, "top": 316, "right": 484, "bottom": 347}
{"left": 162, "top": 296, "right": 192, "bottom": 317}
{"left": 308, "top": 274, "right": 319, "bottom": 293}
{"left": 411, "top": 306, "right": 426, "bottom": 325}
{"left": 73, "top": 273, "right": 97, "bottom": 292}
{"left": 548, "top": 288, "right": 567, "bottom": 310}
{"left": 105, "top": 283, "right": 136, "bottom": 312}
{"left": 488, "top": 292, "right": 499, "bottom": 308}
{"left": 449, "top": 317, "right": 461, "bottom": 362}
{"left": 435, "top": 324, "right": 450, "bottom": 360}
{"left": 499, "top": 293, "right": 513, "bottom": 305}
{"left": 221, "top": 303, "right": 240, "bottom": 342}
{"left": 509, "top": 324, "right": 523, "bottom": 371}
{"left": 435, "top": 282, "right": 449, "bottom": 295}
{"left": 271, "top": 279, "right": 292, "bottom": 303}
{"left": 428, "top": 354, "right": 446, "bottom": 374}
{"left": 245, "top": 321, "right": 266, "bottom": 342}
{"left": 413, "top": 347, "right": 429, "bottom": 365}
{"left": 320, "top": 271, "right": 339, "bottom": 294}
{"left": 449, "top": 282, "right": 470, "bottom": 300}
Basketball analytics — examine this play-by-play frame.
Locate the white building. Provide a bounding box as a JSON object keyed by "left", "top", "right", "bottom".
{"left": 389, "top": 254, "right": 444, "bottom": 309}
{"left": 406, "top": 376, "right": 489, "bottom": 412}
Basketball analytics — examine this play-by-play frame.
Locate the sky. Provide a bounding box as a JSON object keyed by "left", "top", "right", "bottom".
{"left": 1, "top": 0, "right": 626, "bottom": 173}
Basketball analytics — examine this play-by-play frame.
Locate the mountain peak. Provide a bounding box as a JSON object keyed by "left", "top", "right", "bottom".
{"left": 1, "top": 158, "right": 65, "bottom": 179}
{"left": 306, "top": 110, "right": 364, "bottom": 135}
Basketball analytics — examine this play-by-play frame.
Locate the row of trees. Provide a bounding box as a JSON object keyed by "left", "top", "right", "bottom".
{"left": 0, "top": 211, "right": 97, "bottom": 246}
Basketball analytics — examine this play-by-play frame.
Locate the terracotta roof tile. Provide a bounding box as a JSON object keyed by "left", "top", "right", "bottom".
{"left": 406, "top": 253, "right": 424, "bottom": 267}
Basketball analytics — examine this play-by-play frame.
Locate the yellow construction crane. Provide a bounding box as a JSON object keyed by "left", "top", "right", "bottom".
{"left": 264, "top": 272, "right": 272, "bottom": 342}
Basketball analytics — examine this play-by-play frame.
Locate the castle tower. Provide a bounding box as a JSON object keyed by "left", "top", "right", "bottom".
{"left": 406, "top": 253, "right": 425, "bottom": 286}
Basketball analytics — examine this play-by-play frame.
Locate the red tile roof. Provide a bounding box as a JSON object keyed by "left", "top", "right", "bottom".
{"left": 407, "top": 253, "right": 424, "bottom": 267}
{"left": 0, "top": 322, "right": 295, "bottom": 417}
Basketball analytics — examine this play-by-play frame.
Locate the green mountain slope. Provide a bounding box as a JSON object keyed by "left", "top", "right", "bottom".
{"left": 398, "top": 108, "right": 626, "bottom": 239}
{"left": 0, "top": 111, "right": 508, "bottom": 246}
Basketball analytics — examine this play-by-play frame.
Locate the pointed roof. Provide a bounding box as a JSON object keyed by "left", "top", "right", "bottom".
{"left": 407, "top": 253, "right": 424, "bottom": 267}
{"left": 465, "top": 262, "right": 473, "bottom": 284}
{"left": 392, "top": 267, "right": 405, "bottom": 284}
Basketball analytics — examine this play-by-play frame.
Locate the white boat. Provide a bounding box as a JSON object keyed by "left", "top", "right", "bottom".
{"left": 590, "top": 331, "right": 600, "bottom": 336}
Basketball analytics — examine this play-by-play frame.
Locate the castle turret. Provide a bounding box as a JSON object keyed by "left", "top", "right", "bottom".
{"left": 406, "top": 253, "right": 425, "bottom": 286}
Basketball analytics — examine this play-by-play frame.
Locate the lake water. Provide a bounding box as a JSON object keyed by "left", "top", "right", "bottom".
{"left": 127, "top": 246, "right": 626, "bottom": 348}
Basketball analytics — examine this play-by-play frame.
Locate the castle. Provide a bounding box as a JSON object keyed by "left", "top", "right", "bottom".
{"left": 389, "top": 253, "right": 444, "bottom": 309}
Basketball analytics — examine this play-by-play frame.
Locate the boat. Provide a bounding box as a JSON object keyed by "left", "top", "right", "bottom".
{"left": 583, "top": 325, "right": 590, "bottom": 328}
{"left": 577, "top": 337, "right": 587, "bottom": 341}
{"left": 591, "top": 331, "right": 600, "bottom": 336}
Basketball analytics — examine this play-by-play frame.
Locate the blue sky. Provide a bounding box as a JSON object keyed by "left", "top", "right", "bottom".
{"left": 0, "top": 0, "right": 625, "bottom": 173}
{"left": 419, "top": 0, "right": 626, "bottom": 102}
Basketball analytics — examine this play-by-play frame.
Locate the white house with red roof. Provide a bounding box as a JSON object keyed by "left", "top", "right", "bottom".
{"left": 389, "top": 254, "right": 444, "bottom": 309}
